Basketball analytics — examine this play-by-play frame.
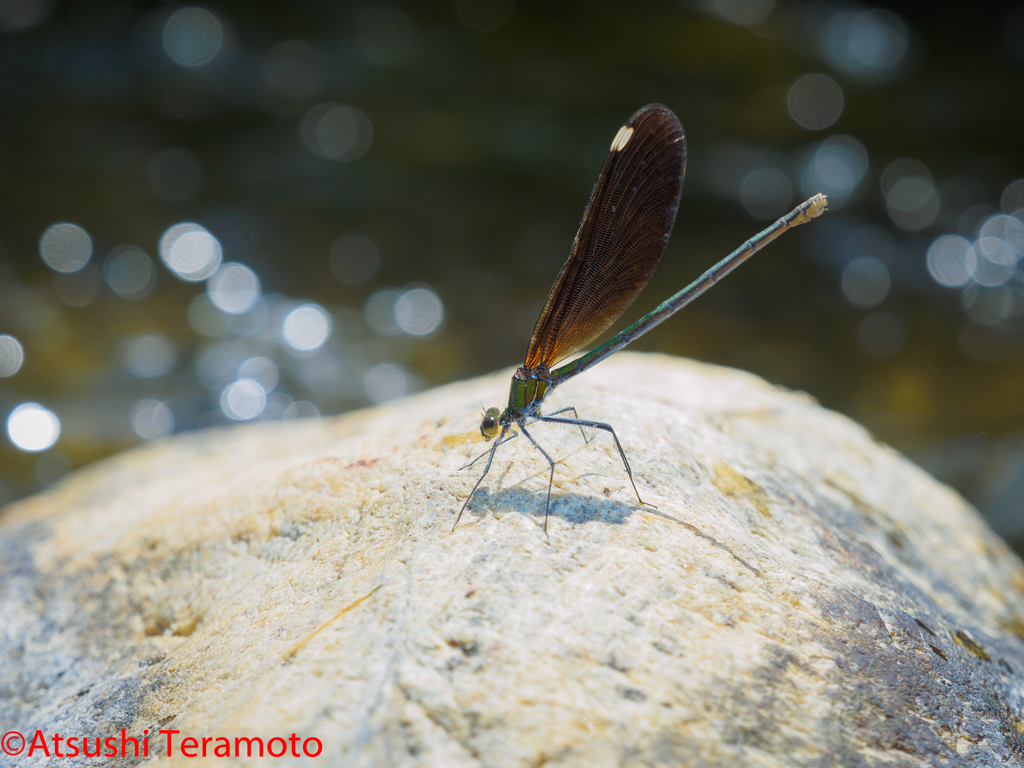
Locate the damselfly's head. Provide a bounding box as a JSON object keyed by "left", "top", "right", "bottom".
{"left": 480, "top": 407, "right": 503, "bottom": 440}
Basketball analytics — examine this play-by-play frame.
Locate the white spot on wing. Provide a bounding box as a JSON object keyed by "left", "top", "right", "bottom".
{"left": 610, "top": 125, "right": 634, "bottom": 152}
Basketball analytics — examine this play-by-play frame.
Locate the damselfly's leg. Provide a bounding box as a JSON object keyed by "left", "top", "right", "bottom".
{"left": 459, "top": 430, "right": 518, "bottom": 471}
{"left": 536, "top": 415, "right": 653, "bottom": 508}
{"left": 518, "top": 423, "right": 558, "bottom": 532}
{"left": 540, "top": 406, "right": 589, "bottom": 444}
{"left": 454, "top": 424, "right": 510, "bottom": 531}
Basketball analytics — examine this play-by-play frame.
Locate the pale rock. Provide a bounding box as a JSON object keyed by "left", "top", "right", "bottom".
{"left": 2, "top": 352, "right": 1024, "bottom": 767}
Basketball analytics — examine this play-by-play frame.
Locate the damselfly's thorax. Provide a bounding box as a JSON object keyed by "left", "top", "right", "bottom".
{"left": 478, "top": 365, "right": 556, "bottom": 441}
{"left": 508, "top": 365, "right": 553, "bottom": 417}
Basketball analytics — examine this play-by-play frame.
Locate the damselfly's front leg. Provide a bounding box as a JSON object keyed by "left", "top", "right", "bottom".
{"left": 459, "top": 430, "right": 518, "bottom": 471}
{"left": 453, "top": 424, "right": 511, "bottom": 531}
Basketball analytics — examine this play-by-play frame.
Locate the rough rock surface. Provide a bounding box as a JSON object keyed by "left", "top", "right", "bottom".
{"left": 3, "top": 352, "right": 1024, "bottom": 767}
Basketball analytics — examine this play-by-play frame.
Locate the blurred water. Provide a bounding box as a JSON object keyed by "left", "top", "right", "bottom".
{"left": 1, "top": 0, "right": 1023, "bottom": 549}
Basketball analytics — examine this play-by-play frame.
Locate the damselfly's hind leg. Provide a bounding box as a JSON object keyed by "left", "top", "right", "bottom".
{"left": 536, "top": 415, "right": 654, "bottom": 509}
{"left": 454, "top": 425, "right": 510, "bottom": 531}
{"left": 519, "top": 423, "right": 558, "bottom": 532}
{"left": 541, "top": 406, "right": 590, "bottom": 444}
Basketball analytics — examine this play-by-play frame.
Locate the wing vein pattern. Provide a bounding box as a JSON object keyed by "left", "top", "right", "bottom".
{"left": 524, "top": 104, "right": 686, "bottom": 369}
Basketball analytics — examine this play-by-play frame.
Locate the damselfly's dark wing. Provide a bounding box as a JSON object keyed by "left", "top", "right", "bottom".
{"left": 523, "top": 104, "right": 686, "bottom": 370}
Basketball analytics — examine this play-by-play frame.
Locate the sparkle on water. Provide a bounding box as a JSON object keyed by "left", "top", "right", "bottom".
{"left": 3, "top": 0, "right": 1023, "bottom": 544}
{"left": 0, "top": 335, "right": 24, "bottom": 377}
{"left": 800, "top": 135, "right": 868, "bottom": 205}
{"left": 364, "top": 289, "right": 402, "bottom": 336}
{"left": 162, "top": 7, "right": 224, "bottom": 68}
{"left": 821, "top": 8, "right": 909, "bottom": 79}
{"left": 787, "top": 74, "right": 844, "bottom": 131}
{"left": 207, "top": 262, "right": 261, "bottom": 314}
{"left": 159, "top": 223, "right": 222, "bottom": 281}
{"left": 841, "top": 255, "right": 890, "bottom": 309}
{"left": 329, "top": 233, "right": 380, "bottom": 285}
{"left": 263, "top": 40, "right": 327, "bottom": 101}
{"left": 301, "top": 103, "right": 373, "bottom": 161}
{"left": 927, "top": 235, "right": 977, "bottom": 288}
{"left": 130, "top": 399, "right": 175, "bottom": 440}
{"left": 1002, "top": 179, "right": 1024, "bottom": 213}
{"left": 123, "top": 334, "right": 177, "bottom": 379}
{"left": 705, "top": 0, "right": 775, "bottom": 26}
{"left": 740, "top": 168, "right": 793, "bottom": 220}
{"left": 394, "top": 287, "right": 444, "bottom": 336}
{"left": 364, "top": 363, "right": 407, "bottom": 404}
{"left": 282, "top": 304, "right": 332, "bottom": 352}
{"left": 239, "top": 356, "right": 279, "bottom": 393}
{"left": 39, "top": 223, "right": 92, "bottom": 273}
{"left": 54, "top": 264, "right": 101, "bottom": 307}
{"left": 7, "top": 403, "right": 61, "bottom": 452}
{"left": 104, "top": 246, "right": 156, "bottom": 299}
{"left": 221, "top": 378, "right": 267, "bottom": 420}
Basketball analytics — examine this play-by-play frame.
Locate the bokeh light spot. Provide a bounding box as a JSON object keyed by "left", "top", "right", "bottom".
{"left": 104, "top": 246, "right": 156, "bottom": 299}
{"left": 394, "top": 287, "right": 444, "bottom": 336}
{"left": 282, "top": 304, "right": 332, "bottom": 352}
{"left": 39, "top": 223, "right": 92, "bottom": 272}
{"left": 364, "top": 363, "right": 407, "bottom": 403}
{"left": 329, "top": 233, "right": 380, "bottom": 285}
{"left": 972, "top": 237, "right": 1018, "bottom": 287}
{"left": 0, "top": 335, "right": 25, "bottom": 377}
{"left": 130, "top": 399, "right": 175, "bottom": 440}
{"left": 1002, "top": 178, "right": 1024, "bottom": 214}
{"left": 821, "top": 9, "right": 908, "bottom": 78}
{"left": 163, "top": 7, "right": 224, "bottom": 68}
{"left": 963, "top": 285, "right": 1017, "bottom": 325}
{"left": 263, "top": 40, "right": 327, "bottom": 101}
{"left": 981, "top": 213, "right": 1024, "bottom": 253}
{"left": 926, "top": 235, "right": 976, "bottom": 288}
{"left": 300, "top": 103, "right": 373, "bottom": 161}
{"left": 123, "top": 333, "right": 177, "bottom": 378}
{"left": 365, "top": 290, "right": 402, "bottom": 336}
{"left": 787, "top": 74, "right": 844, "bottom": 131}
{"left": 709, "top": 0, "right": 774, "bottom": 27}
{"left": 239, "top": 356, "right": 279, "bottom": 393}
{"left": 800, "top": 136, "right": 868, "bottom": 203}
{"left": 221, "top": 379, "right": 266, "bottom": 420}
{"left": 7, "top": 403, "right": 60, "bottom": 452}
{"left": 207, "top": 263, "right": 260, "bottom": 314}
{"left": 882, "top": 159, "right": 938, "bottom": 231}
{"left": 740, "top": 168, "right": 793, "bottom": 220}
{"left": 54, "top": 264, "right": 102, "bottom": 307}
{"left": 160, "top": 223, "right": 222, "bottom": 281}
{"left": 283, "top": 401, "right": 320, "bottom": 421}
{"left": 841, "top": 256, "right": 890, "bottom": 308}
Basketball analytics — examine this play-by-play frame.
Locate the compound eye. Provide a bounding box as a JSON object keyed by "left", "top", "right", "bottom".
{"left": 480, "top": 408, "right": 501, "bottom": 440}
